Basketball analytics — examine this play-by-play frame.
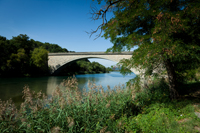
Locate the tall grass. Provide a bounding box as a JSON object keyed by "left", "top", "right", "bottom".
{"left": 0, "top": 76, "right": 137, "bottom": 132}
{"left": 0, "top": 76, "right": 200, "bottom": 132}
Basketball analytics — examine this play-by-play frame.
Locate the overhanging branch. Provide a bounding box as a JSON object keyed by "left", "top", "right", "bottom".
{"left": 87, "top": 0, "right": 122, "bottom": 40}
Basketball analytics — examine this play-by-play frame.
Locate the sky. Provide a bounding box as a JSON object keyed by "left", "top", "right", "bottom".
{"left": 0, "top": 0, "right": 136, "bottom": 67}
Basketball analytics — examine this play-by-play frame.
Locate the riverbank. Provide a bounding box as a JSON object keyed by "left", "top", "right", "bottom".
{"left": 56, "top": 70, "right": 110, "bottom": 76}
{"left": 0, "top": 76, "right": 200, "bottom": 132}
{"left": 0, "top": 72, "right": 136, "bottom": 109}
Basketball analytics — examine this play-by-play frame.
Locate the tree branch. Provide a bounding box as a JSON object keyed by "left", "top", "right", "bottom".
{"left": 87, "top": 0, "right": 122, "bottom": 40}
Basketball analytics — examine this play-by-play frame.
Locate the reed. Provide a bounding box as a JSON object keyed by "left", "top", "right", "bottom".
{"left": 0, "top": 76, "right": 136, "bottom": 132}
{"left": 0, "top": 76, "right": 200, "bottom": 132}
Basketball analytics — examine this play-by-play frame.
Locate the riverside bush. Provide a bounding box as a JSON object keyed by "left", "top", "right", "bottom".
{"left": 123, "top": 76, "right": 200, "bottom": 132}
{"left": 122, "top": 100, "right": 200, "bottom": 133}
{"left": 133, "top": 77, "right": 171, "bottom": 107}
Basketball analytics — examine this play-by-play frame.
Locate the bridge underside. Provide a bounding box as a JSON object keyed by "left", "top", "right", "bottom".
{"left": 48, "top": 52, "right": 140, "bottom": 75}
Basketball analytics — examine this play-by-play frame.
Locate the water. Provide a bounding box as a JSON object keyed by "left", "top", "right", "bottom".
{"left": 0, "top": 72, "right": 136, "bottom": 106}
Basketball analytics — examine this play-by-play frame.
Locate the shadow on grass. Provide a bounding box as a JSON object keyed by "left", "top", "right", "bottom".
{"left": 177, "top": 81, "right": 200, "bottom": 100}
{"left": 133, "top": 78, "right": 200, "bottom": 112}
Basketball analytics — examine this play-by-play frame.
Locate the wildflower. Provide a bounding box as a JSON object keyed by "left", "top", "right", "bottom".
{"left": 68, "top": 121, "right": 75, "bottom": 128}
{"left": 106, "top": 101, "right": 111, "bottom": 108}
{"left": 106, "top": 103, "right": 110, "bottom": 108}
{"left": 21, "top": 118, "right": 27, "bottom": 123}
{"left": 67, "top": 97, "right": 73, "bottom": 105}
{"left": 27, "top": 124, "right": 31, "bottom": 128}
{"left": 32, "top": 106, "right": 38, "bottom": 113}
{"left": 117, "top": 121, "right": 123, "bottom": 128}
{"left": 100, "top": 126, "right": 108, "bottom": 133}
{"left": 50, "top": 126, "right": 60, "bottom": 133}
{"left": 67, "top": 117, "right": 75, "bottom": 127}
{"left": 52, "top": 87, "right": 62, "bottom": 97}
{"left": 110, "top": 114, "right": 115, "bottom": 120}
{"left": 22, "top": 86, "right": 33, "bottom": 105}
{"left": 105, "top": 85, "right": 110, "bottom": 90}
{"left": 36, "top": 91, "right": 42, "bottom": 99}
{"left": 59, "top": 97, "right": 65, "bottom": 109}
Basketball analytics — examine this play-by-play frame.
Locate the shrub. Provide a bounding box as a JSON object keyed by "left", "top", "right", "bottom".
{"left": 133, "top": 77, "right": 170, "bottom": 107}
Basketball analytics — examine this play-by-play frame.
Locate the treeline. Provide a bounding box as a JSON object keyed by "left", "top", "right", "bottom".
{"left": 56, "top": 59, "right": 110, "bottom": 76}
{"left": 0, "top": 34, "right": 109, "bottom": 77}
{"left": 0, "top": 34, "right": 72, "bottom": 77}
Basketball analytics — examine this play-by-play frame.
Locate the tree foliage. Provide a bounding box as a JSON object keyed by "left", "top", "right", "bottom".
{"left": 90, "top": 0, "right": 200, "bottom": 99}
{"left": 56, "top": 59, "right": 110, "bottom": 76}
{"left": 0, "top": 34, "right": 70, "bottom": 77}
{"left": 31, "top": 47, "right": 48, "bottom": 73}
{"left": 7, "top": 48, "right": 28, "bottom": 75}
{"left": 0, "top": 34, "right": 108, "bottom": 77}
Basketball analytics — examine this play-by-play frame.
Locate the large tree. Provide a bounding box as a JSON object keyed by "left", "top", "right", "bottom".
{"left": 89, "top": 0, "right": 200, "bottom": 99}
{"left": 0, "top": 34, "right": 71, "bottom": 77}
{"left": 31, "top": 47, "right": 49, "bottom": 73}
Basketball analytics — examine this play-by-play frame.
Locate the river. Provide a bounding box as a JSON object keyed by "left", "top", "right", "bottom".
{"left": 0, "top": 71, "right": 136, "bottom": 107}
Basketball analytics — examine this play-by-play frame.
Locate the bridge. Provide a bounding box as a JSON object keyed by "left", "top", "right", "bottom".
{"left": 48, "top": 52, "right": 140, "bottom": 75}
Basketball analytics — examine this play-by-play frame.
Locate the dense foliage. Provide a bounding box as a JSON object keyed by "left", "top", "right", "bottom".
{"left": 90, "top": 0, "right": 200, "bottom": 99}
{"left": 0, "top": 34, "right": 109, "bottom": 77}
{"left": 0, "top": 34, "right": 72, "bottom": 77}
{"left": 55, "top": 58, "right": 110, "bottom": 75}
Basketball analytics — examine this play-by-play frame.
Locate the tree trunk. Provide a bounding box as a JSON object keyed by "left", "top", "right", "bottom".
{"left": 164, "top": 58, "right": 179, "bottom": 100}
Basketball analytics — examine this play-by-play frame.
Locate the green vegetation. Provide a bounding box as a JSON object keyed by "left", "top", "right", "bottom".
{"left": 56, "top": 59, "right": 110, "bottom": 76}
{"left": 0, "top": 34, "right": 109, "bottom": 77}
{"left": 0, "top": 74, "right": 200, "bottom": 132}
{"left": 0, "top": 34, "right": 70, "bottom": 77}
{"left": 1, "top": 0, "right": 200, "bottom": 132}
{"left": 90, "top": 0, "right": 200, "bottom": 100}
{"left": 31, "top": 47, "right": 49, "bottom": 74}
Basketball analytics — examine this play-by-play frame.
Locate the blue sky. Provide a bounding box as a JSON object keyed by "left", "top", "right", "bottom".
{"left": 0, "top": 0, "right": 135, "bottom": 67}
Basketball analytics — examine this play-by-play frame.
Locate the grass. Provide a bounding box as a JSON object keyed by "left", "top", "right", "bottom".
{"left": 0, "top": 75, "right": 200, "bottom": 132}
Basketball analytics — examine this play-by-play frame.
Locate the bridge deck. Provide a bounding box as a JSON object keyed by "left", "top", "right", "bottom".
{"left": 48, "top": 52, "right": 133, "bottom": 56}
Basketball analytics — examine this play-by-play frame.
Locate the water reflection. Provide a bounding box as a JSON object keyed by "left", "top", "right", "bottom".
{"left": 0, "top": 72, "right": 136, "bottom": 106}
{"left": 76, "top": 72, "right": 136, "bottom": 91}
{"left": 46, "top": 77, "right": 59, "bottom": 97}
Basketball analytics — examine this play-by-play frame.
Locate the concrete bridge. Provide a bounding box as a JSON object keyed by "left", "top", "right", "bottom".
{"left": 48, "top": 52, "right": 140, "bottom": 75}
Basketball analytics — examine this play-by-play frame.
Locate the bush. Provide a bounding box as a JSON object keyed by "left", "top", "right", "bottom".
{"left": 133, "top": 77, "right": 170, "bottom": 107}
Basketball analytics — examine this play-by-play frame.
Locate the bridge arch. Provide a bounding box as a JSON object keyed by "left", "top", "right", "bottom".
{"left": 48, "top": 52, "right": 140, "bottom": 75}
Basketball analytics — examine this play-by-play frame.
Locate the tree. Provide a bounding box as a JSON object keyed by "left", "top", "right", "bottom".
{"left": 0, "top": 38, "right": 8, "bottom": 75}
{"left": 31, "top": 47, "right": 48, "bottom": 73}
{"left": 7, "top": 48, "right": 28, "bottom": 76}
{"left": 89, "top": 0, "right": 200, "bottom": 100}
{"left": 10, "top": 34, "right": 33, "bottom": 56}
{"left": 0, "top": 34, "right": 70, "bottom": 77}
